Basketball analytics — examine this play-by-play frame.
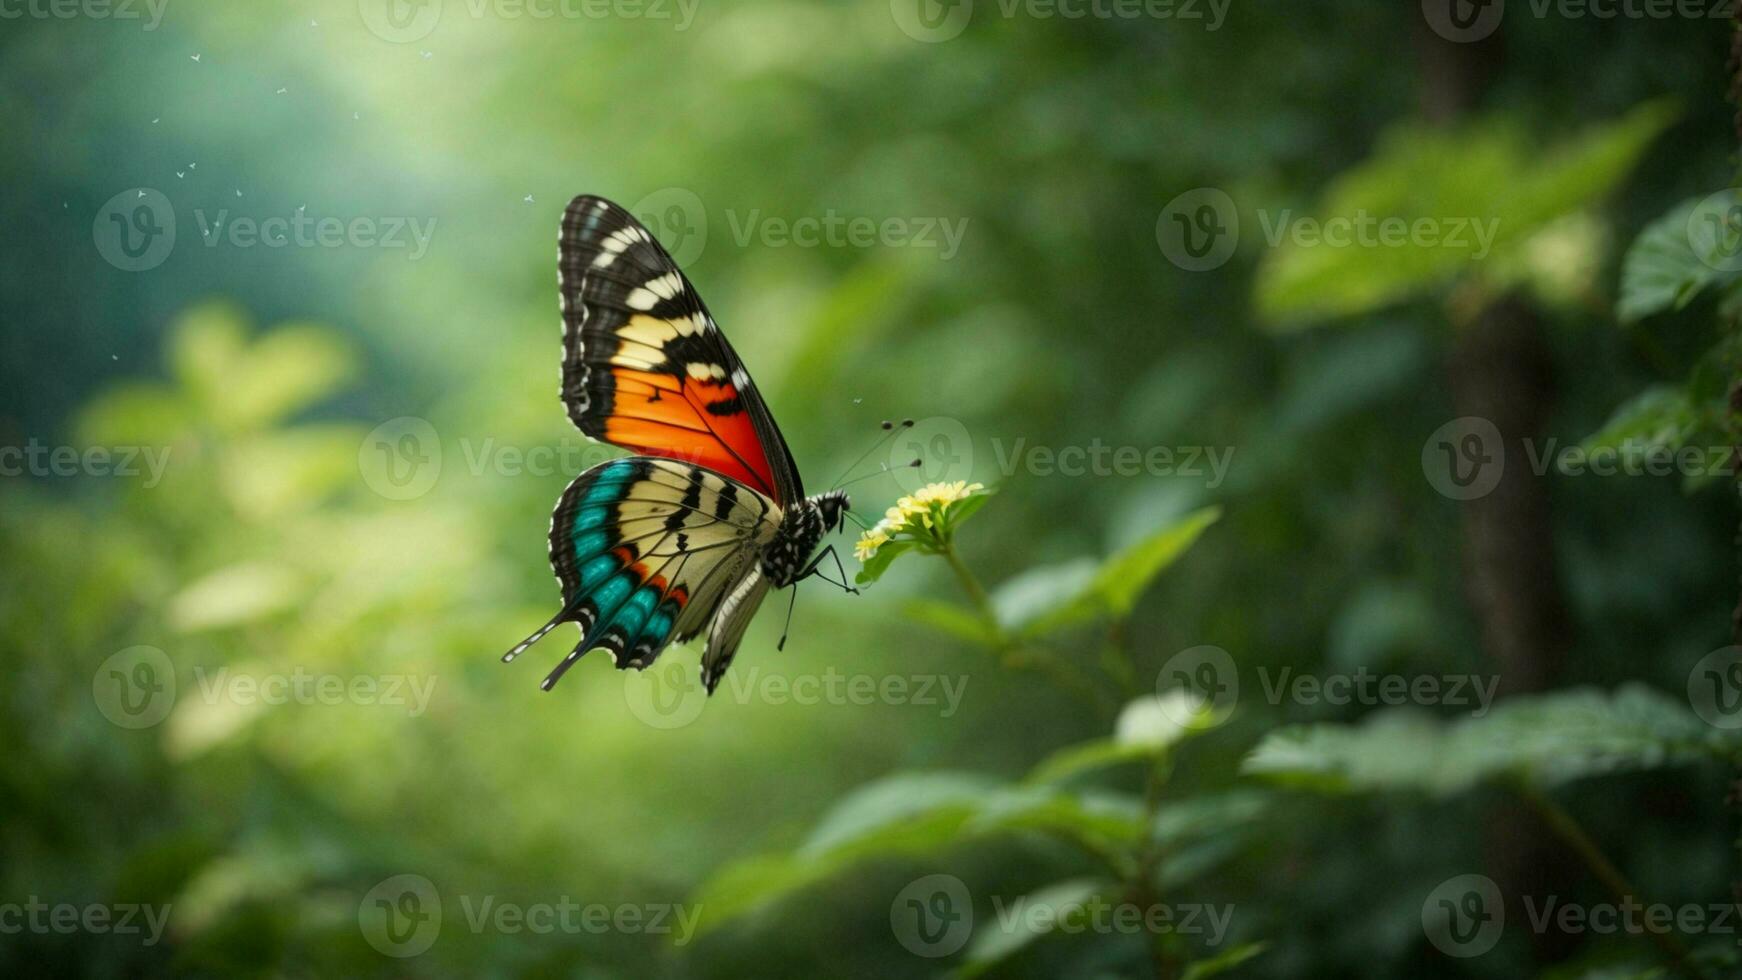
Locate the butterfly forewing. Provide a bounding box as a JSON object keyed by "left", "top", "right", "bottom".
{"left": 558, "top": 195, "right": 804, "bottom": 507}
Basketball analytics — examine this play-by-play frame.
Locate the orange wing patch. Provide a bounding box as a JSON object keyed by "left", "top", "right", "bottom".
{"left": 601, "top": 367, "right": 778, "bottom": 496}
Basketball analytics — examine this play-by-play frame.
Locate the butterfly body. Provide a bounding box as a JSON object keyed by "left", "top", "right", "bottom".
{"left": 763, "top": 490, "right": 850, "bottom": 588}
{"left": 502, "top": 195, "right": 851, "bottom": 695}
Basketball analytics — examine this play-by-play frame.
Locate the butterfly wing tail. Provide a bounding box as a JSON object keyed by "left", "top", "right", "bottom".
{"left": 501, "top": 611, "right": 567, "bottom": 664}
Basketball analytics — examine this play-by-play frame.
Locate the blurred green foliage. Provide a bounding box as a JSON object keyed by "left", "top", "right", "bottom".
{"left": 5, "top": 2, "right": 1742, "bottom": 978}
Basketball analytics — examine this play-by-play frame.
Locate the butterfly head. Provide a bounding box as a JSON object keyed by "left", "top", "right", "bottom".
{"left": 811, "top": 489, "right": 851, "bottom": 534}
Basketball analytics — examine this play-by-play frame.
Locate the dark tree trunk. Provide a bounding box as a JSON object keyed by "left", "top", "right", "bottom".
{"left": 1414, "top": 11, "right": 1579, "bottom": 964}
{"left": 1447, "top": 296, "right": 1571, "bottom": 696}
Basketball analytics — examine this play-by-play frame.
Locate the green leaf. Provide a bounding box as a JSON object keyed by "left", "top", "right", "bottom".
{"left": 1242, "top": 684, "right": 1738, "bottom": 796}
{"left": 1025, "top": 694, "right": 1223, "bottom": 784}
{"left": 1256, "top": 101, "right": 1675, "bottom": 328}
{"left": 690, "top": 772, "right": 995, "bottom": 937}
{"left": 694, "top": 773, "right": 1151, "bottom": 936}
{"left": 855, "top": 539, "right": 916, "bottom": 585}
{"left": 965, "top": 788, "right": 1146, "bottom": 851}
{"left": 944, "top": 488, "right": 994, "bottom": 528}
{"left": 1182, "top": 941, "right": 1269, "bottom": 980}
{"left": 1618, "top": 190, "right": 1742, "bottom": 323}
{"left": 1026, "top": 738, "right": 1156, "bottom": 784}
{"left": 990, "top": 559, "right": 1099, "bottom": 635}
{"left": 1010, "top": 507, "right": 1222, "bottom": 637}
{"left": 225, "top": 322, "right": 358, "bottom": 431}
{"left": 955, "top": 877, "right": 1113, "bottom": 979}
{"left": 1579, "top": 385, "right": 1700, "bottom": 459}
{"left": 800, "top": 772, "right": 999, "bottom": 856}
{"left": 1092, "top": 507, "right": 1223, "bottom": 618}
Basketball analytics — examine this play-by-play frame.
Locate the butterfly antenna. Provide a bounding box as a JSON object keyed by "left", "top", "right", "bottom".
{"left": 828, "top": 419, "right": 915, "bottom": 491}
{"left": 833, "top": 459, "right": 924, "bottom": 494}
{"left": 777, "top": 585, "right": 800, "bottom": 651}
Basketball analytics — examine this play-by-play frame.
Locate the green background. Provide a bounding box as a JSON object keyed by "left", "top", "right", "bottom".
{"left": 3, "top": 1, "right": 1740, "bottom": 977}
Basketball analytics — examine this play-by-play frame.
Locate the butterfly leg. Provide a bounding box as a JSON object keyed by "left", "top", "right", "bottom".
{"left": 797, "top": 545, "right": 858, "bottom": 596}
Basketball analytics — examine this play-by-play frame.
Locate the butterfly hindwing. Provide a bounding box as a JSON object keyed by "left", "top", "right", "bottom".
{"left": 559, "top": 195, "right": 804, "bottom": 506}
{"left": 501, "top": 456, "right": 781, "bottom": 692}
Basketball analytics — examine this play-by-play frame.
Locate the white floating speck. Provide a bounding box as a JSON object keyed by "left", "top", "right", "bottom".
{"left": 151, "top": 117, "right": 160, "bottom": 124}
{"left": 420, "top": 50, "right": 432, "bottom": 59}
{"left": 524, "top": 195, "right": 534, "bottom": 203}
{"left": 175, "top": 171, "right": 184, "bottom": 179}
{"left": 190, "top": 53, "right": 201, "bottom": 62}
{"left": 234, "top": 189, "right": 241, "bottom": 197}
{"left": 276, "top": 87, "right": 287, "bottom": 94}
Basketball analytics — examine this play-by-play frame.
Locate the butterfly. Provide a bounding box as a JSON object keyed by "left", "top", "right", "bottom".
{"left": 502, "top": 195, "right": 854, "bottom": 695}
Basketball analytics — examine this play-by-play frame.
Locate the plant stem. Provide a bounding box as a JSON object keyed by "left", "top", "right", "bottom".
{"left": 1127, "top": 754, "right": 1179, "bottom": 980}
{"left": 940, "top": 540, "right": 996, "bottom": 626}
{"left": 1516, "top": 784, "right": 1706, "bottom": 979}
{"left": 937, "top": 540, "right": 1115, "bottom": 715}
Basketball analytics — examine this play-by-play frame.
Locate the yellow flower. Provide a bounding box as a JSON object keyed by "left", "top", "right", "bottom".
{"left": 853, "top": 482, "right": 988, "bottom": 563}
{"left": 854, "top": 528, "right": 889, "bottom": 563}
